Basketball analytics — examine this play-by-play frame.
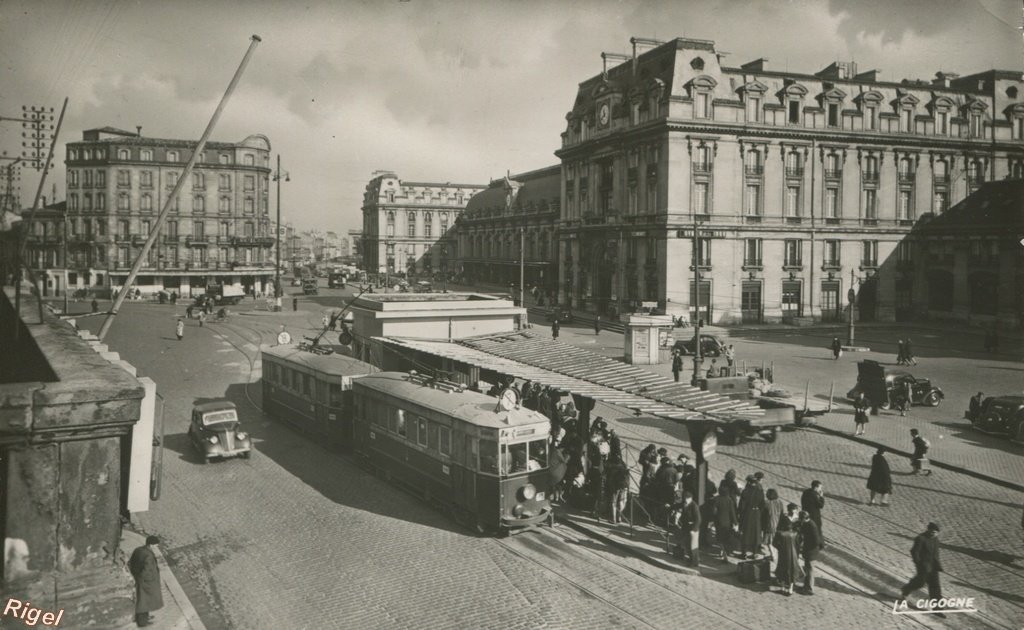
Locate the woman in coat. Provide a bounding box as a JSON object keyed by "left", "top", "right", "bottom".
{"left": 773, "top": 520, "right": 800, "bottom": 595}
{"left": 719, "top": 469, "right": 740, "bottom": 508}
{"left": 762, "top": 488, "right": 785, "bottom": 560}
{"left": 867, "top": 447, "right": 893, "bottom": 506}
{"left": 129, "top": 535, "right": 164, "bottom": 625}
{"left": 738, "top": 475, "right": 765, "bottom": 558}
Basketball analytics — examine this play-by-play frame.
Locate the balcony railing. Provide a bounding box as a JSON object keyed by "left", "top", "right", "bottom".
{"left": 898, "top": 172, "right": 915, "bottom": 183}
{"left": 186, "top": 236, "right": 208, "bottom": 246}
{"left": 692, "top": 162, "right": 712, "bottom": 174}
{"left": 933, "top": 174, "right": 950, "bottom": 184}
{"left": 742, "top": 259, "right": 763, "bottom": 269}
{"left": 744, "top": 165, "right": 764, "bottom": 176}
{"left": 785, "top": 167, "right": 804, "bottom": 178}
{"left": 783, "top": 261, "right": 803, "bottom": 270}
{"left": 824, "top": 169, "right": 842, "bottom": 179}
{"left": 863, "top": 171, "right": 879, "bottom": 183}
{"left": 967, "top": 174, "right": 985, "bottom": 186}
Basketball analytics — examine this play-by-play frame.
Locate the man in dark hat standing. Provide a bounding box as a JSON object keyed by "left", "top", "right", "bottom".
{"left": 801, "top": 480, "right": 826, "bottom": 548}
{"left": 129, "top": 535, "right": 164, "bottom": 626}
{"left": 899, "top": 523, "right": 944, "bottom": 616}
{"left": 551, "top": 318, "right": 560, "bottom": 339}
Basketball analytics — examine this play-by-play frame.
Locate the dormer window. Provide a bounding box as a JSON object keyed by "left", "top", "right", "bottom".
{"left": 936, "top": 110, "right": 949, "bottom": 135}
{"left": 695, "top": 92, "right": 709, "bottom": 119}
{"left": 900, "top": 107, "right": 913, "bottom": 133}
{"left": 970, "top": 112, "right": 983, "bottom": 138}
{"left": 788, "top": 100, "right": 800, "bottom": 124}
{"left": 118, "top": 148, "right": 129, "bottom": 160}
{"left": 827, "top": 103, "right": 839, "bottom": 127}
{"left": 140, "top": 149, "right": 152, "bottom": 161}
{"left": 746, "top": 95, "right": 762, "bottom": 123}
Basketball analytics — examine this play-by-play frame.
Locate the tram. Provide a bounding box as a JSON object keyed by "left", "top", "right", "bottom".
{"left": 260, "top": 344, "right": 378, "bottom": 447}
{"left": 351, "top": 372, "right": 554, "bottom": 535}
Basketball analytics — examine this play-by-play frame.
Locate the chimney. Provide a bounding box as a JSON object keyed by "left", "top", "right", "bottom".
{"left": 931, "top": 71, "right": 960, "bottom": 88}
{"left": 630, "top": 37, "right": 664, "bottom": 74}
{"left": 136, "top": 126, "right": 142, "bottom": 137}
{"left": 601, "top": 52, "right": 631, "bottom": 77}
{"left": 741, "top": 58, "right": 769, "bottom": 73}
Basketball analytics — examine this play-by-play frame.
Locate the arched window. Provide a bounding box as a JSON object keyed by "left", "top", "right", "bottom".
{"left": 407, "top": 212, "right": 416, "bottom": 236}
{"left": 118, "top": 149, "right": 129, "bottom": 160}
{"left": 386, "top": 211, "right": 395, "bottom": 237}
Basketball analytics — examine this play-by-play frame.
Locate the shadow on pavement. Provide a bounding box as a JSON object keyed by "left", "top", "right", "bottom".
{"left": 930, "top": 421, "right": 1022, "bottom": 456}
{"left": 888, "top": 531, "right": 1024, "bottom": 576}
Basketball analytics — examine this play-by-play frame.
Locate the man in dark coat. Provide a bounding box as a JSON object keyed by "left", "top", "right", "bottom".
{"left": 968, "top": 392, "right": 984, "bottom": 422}
{"left": 910, "top": 429, "right": 931, "bottom": 475}
{"left": 129, "top": 535, "right": 163, "bottom": 626}
{"left": 801, "top": 480, "right": 825, "bottom": 548}
{"left": 797, "top": 511, "right": 820, "bottom": 595}
{"left": 900, "top": 523, "right": 943, "bottom": 610}
{"left": 672, "top": 491, "right": 702, "bottom": 566}
{"left": 654, "top": 456, "right": 677, "bottom": 521}
{"left": 672, "top": 352, "right": 684, "bottom": 383}
{"left": 904, "top": 338, "right": 917, "bottom": 365}
{"left": 831, "top": 337, "right": 842, "bottom": 360}
{"left": 738, "top": 474, "right": 765, "bottom": 558}
{"left": 896, "top": 339, "right": 906, "bottom": 365}
{"left": 712, "top": 487, "right": 739, "bottom": 560}
{"left": 551, "top": 318, "right": 560, "bottom": 339}
{"left": 867, "top": 447, "right": 893, "bottom": 506}
{"left": 594, "top": 315, "right": 601, "bottom": 335}
{"left": 853, "top": 392, "right": 870, "bottom": 436}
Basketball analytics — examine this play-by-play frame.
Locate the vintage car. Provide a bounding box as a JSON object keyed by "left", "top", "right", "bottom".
{"left": 673, "top": 334, "right": 727, "bottom": 357}
{"left": 188, "top": 400, "right": 252, "bottom": 463}
{"left": 846, "top": 360, "right": 944, "bottom": 409}
{"left": 545, "top": 306, "right": 573, "bottom": 323}
{"left": 966, "top": 395, "right": 1024, "bottom": 440}
{"left": 413, "top": 280, "right": 433, "bottom": 293}
{"left": 302, "top": 279, "right": 319, "bottom": 296}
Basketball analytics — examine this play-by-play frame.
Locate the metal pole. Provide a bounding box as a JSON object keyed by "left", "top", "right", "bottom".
{"left": 520, "top": 226, "right": 525, "bottom": 317}
{"left": 691, "top": 210, "right": 703, "bottom": 385}
{"left": 98, "top": 35, "right": 262, "bottom": 341}
{"left": 847, "top": 268, "right": 855, "bottom": 346}
{"left": 275, "top": 154, "right": 283, "bottom": 310}
{"left": 15, "top": 98, "right": 68, "bottom": 333}
{"left": 63, "top": 208, "right": 69, "bottom": 314}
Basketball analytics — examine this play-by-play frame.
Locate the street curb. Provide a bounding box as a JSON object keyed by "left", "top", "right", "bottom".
{"left": 807, "top": 424, "right": 1024, "bottom": 494}
{"left": 123, "top": 529, "right": 207, "bottom": 630}
{"left": 555, "top": 515, "right": 681, "bottom": 574}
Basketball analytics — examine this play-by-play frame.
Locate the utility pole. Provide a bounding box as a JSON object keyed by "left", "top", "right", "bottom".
{"left": 520, "top": 225, "right": 526, "bottom": 319}
{"left": 62, "top": 206, "right": 69, "bottom": 314}
{"left": 273, "top": 154, "right": 289, "bottom": 311}
{"left": 691, "top": 210, "right": 704, "bottom": 386}
{"left": 99, "top": 35, "right": 262, "bottom": 341}
{"left": 847, "top": 268, "right": 857, "bottom": 346}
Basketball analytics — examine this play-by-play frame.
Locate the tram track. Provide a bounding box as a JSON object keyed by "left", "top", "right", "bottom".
{"left": 603, "top": 414, "right": 1018, "bottom": 630}
{"left": 494, "top": 529, "right": 762, "bottom": 630}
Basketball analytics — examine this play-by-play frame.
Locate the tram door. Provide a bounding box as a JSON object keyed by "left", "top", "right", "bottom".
{"left": 454, "top": 434, "right": 477, "bottom": 513}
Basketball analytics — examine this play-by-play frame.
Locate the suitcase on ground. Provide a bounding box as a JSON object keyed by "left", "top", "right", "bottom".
{"left": 737, "top": 558, "right": 771, "bottom": 583}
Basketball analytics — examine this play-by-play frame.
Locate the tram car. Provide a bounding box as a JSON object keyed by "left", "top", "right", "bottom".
{"left": 261, "top": 344, "right": 378, "bottom": 447}
{"left": 351, "top": 372, "right": 554, "bottom": 535}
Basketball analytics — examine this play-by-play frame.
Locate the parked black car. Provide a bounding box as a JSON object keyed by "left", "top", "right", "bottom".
{"left": 966, "top": 395, "right": 1024, "bottom": 441}
{"left": 545, "top": 306, "right": 573, "bottom": 323}
{"left": 846, "top": 360, "right": 944, "bottom": 409}
{"left": 188, "top": 400, "right": 252, "bottom": 463}
{"left": 673, "top": 334, "right": 726, "bottom": 357}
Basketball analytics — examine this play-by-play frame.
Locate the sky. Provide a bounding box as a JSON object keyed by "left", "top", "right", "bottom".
{"left": 0, "top": 0, "right": 1020, "bottom": 237}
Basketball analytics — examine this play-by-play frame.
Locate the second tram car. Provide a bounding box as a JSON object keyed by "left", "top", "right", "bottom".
{"left": 352, "top": 372, "right": 554, "bottom": 535}
{"left": 261, "top": 344, "right": 378, "bottom": 447}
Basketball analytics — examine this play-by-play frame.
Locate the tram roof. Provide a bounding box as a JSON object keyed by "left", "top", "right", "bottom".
{"left": 353, "top": 372, "right": 550, "bottom": 429}
{"left": 261, "top": 344, "right": 378, "bottom": 377}
{"left": 377, "top": 333, "right": 764, "bottom": 423}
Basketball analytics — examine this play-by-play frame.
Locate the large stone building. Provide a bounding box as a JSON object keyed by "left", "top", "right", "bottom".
{"left": 556, "top": 37, "right": 1024, "bottom": 324}
{"left": 361, "top": 170, "right": 484, "bottom": 279}
{"left": 905, "top": 180, "right": 1022, "bottom": 326}
{"left": 63, "top": 126, "right": 275, "bottom": 297}
{"left": 454, "top": 166, "right": 561, "bottom": 296}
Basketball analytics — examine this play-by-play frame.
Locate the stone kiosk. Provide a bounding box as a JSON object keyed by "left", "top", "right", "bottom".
{"left": 624, "top": 314, "right": 674, "bottom": 365}
{"left": 1, "top": 288, "right": 147, "bottom": 626}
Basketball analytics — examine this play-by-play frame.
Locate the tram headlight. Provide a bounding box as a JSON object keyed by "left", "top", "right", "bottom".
{"left": 513, "top": 503, "right": 526, "bottom": 518}
{"left": 518, "top": 484, "right": 537, "bottom": 501}
{"left": 207, "top": 435, "right": 219, "bottom": 445}
{"left": 236, "top": 432, "right": 247, "bottom": 440}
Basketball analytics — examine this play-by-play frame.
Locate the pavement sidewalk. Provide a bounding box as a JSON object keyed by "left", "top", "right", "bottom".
{"left": 119, "top": 528, "right": 206, "bottom": 630}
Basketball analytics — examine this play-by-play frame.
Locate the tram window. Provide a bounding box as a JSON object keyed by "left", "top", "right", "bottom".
{"left": 466, "top": 435, "right": 477, "bottom": 471}
{"left": 388, "top": 408, "right": 398, "bottom": 433}
{"left": 395, "top": 409, "right": 407, "bottom": 437}
{"left": 305, "top": 376, "right": 313, "bottom": 398}
{"left": 438, "top": 425, "right": 451, "bottom": 456}
{"left": 416, "top": 418, "right": 428, "bottom": 446}
{"left": 508, "top": 442, "right": 528, "bottom": 473}
{"left": 527, "top": 439, "right": 547, "bottom": 470}
{"left": 295, "top": 372, "right": 304, "bottom": 394}
{"left": 479, "top": 438, "right": 498, "bottom": 474}
{"left": 428, "top": 424, "right": 438, "bottom": 451}
{"left": 329, "top": 383, "right": 342, "bottom": 407}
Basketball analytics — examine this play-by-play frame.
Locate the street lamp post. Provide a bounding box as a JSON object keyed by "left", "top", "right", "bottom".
{"left": 273, "top": 155, "right": 289, "bottom": 310}
{"left": 847, "top": 269, "right": 857, "bottom": 346}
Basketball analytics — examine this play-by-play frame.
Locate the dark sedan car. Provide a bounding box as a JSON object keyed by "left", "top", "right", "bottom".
{"left": 967, "top": 395, "right": 1024, "bottom": 441}
{"left": 673, "top": 334, "right": 726, "bottom": 357}
{"left": 846, "top": 360, "right": 944, "bottom": 409}
{"left": 188, "top": 400, "right": 252, "bottom": 463}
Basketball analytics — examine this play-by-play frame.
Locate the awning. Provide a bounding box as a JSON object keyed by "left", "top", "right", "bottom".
{"left": 377, "top": 331, "right": 763, "bottom": 424}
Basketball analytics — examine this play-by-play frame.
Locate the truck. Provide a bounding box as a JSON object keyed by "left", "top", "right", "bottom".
{"left": 700, "top": 373, "right": 831, "bottom": 445}
{"left": 207, "top": 284, "right": 245, "bottom": 305}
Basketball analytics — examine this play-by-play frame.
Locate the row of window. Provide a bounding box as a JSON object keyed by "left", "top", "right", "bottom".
{"left": 67, "top": 192, "right": 268, "bottom": 214}
{"left": 113, "top": 246, "right": 266, "bottom": 267}
{"left": 688, "top": 238, "right": 884, "bottom": 269}
{"left": 89, "top": 170, "right": 268, "bottom": 192}
{"left": 264, "top": 361, "right": 346, "bottom": 407}
{"left": 466, "top": 233, "right": 552, "bottom": 260}
{"left": 383, "top": 190, "right": 466, "bottom": 205}
{"left": 383, "top": 211, "right": 451, "bottom": 238}
{"left": 68, "top": 147, "right": 265, "bottom": 166}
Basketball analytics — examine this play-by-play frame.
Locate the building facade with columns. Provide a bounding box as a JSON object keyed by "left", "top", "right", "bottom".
{"left": 64, "top": 126, "right": 275, "bottom": 297}
{"left": 454, "top": 166, "right": 561, "bottom": 297}
{"left": 361, "top": 170, "right": 484, "bottom": 279}
{"left": 557, "top": 37, "right": 1024, "bottom": 324}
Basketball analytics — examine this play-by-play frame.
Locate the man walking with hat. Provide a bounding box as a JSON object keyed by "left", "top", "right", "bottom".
{"left": 899, "top": 523, "right": 944, "bottom": 617}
